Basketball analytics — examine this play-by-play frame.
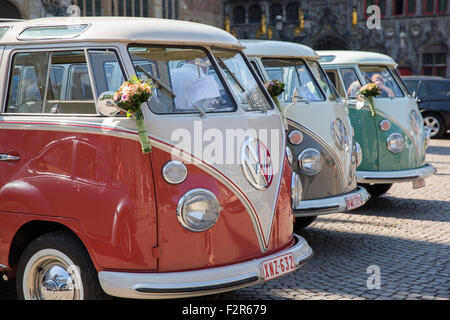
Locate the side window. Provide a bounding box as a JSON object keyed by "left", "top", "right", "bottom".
{"left": 420, "top": 80, "right": 450, "bottom": 98}
{"left": 88, "top": 49, "right": 125, "bottom": 98}
{"left": 325, "top": 70, "right": 346, "bottom": 98}
{"left": 339, "top": 68, "right": 362, "bottom": 98}
{"left": 6, "top": 50, "right": 97, "bottom": 114}
{"left": 128, "top": 46, "right": 235, "bottom": 114}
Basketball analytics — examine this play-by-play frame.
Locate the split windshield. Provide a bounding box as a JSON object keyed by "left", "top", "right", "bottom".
{"left": 359, "top": 65, "right": 404, "bottom": 98}
{"left": 212, "top": 49, "right": 272, "bottom": 112}
{"left": 261, "top": 58, "right": 325, "bottom": 102}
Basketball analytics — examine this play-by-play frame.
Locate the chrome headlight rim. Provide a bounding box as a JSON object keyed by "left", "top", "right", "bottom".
{"left": 410, "top": 110, "right": 421, "bottom": 134}
{"left": 386, "top": 132, "right": 405, "bottom": 154}
{"left": 290, "top": 172, "right": 302, "bottom": 209}
{"left": 288, "top": 129, "right": 304, "bottom": 145}
{"left": 355, "top": 142, "right": 362, "bottom": 167}
{"left": 162, "top": 160, "right": 188, "bottom": 185}
{"left": 176, "top": 189, "right": 221, "bottom": 232}
{"left": 298, "top": 148, "right": 322, "bottom": 176}
{"left": 286, "top": 146, "right": 293, "bottom": 164}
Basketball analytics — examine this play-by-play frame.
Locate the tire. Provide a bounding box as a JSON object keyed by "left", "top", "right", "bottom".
{"left": 294, "top": 216, "right": 317, "bottom": 230}
{"left": 422, "top": 112, "right": 445, "bottom": 139}
{"left": 359, "top": 183, "right": 393, "bottom": 198}
{"left": 16, "top": 231, "right": 108, "bottom": 300}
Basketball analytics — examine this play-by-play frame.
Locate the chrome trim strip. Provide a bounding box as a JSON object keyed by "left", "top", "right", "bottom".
{"left": 0, "top": 118, "right": 278, "bottom": 252}
{"left": 293, "top": 186, "right": 371, "bottom": 217}
{"left": 98, "top": 234, "right": 313, "bottom": 299}
{"left": 357, "top": 164, "right": 436, "bottom": 184}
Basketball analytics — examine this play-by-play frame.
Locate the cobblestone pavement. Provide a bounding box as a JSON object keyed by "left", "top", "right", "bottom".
{"left": 1, "top": 139, "right": 449, "bottom": 300}
{"left": 201, "top": 138, "right": 450, "bottom": 301}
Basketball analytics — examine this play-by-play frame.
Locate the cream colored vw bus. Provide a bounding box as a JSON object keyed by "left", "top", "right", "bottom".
{"left": 243, "top": 40, "right": 370, "bottom": 228}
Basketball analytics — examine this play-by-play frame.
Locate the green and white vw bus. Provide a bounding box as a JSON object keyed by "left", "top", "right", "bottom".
{"left": 318, "top": 51, "right": 435, "bottom": 197}
{"left": 243, "top": 40, "right": 370, "bottom": 228}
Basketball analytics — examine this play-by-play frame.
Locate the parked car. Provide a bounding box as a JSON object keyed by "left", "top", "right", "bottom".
{"left": 0, "top": 17, "right": 313, "bottom": 300}
{"left": 242, "top": 40, "right": 370, "bottom": 229}
{"left": 318, "top": 50, "right": 435, "bottom": 197}
{"left": 402, "top": 76, "right": 450, "bottom": 138}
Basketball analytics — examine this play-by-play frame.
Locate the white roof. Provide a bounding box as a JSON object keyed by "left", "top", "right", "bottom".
{"left": 317, "top": 50, "right": 397, "bottom": 67}
{"left": 241, "top": 39, "right": 318, "bottom": 60}
{"left": 0, "top": 17, "right": 243, "bottom": 49}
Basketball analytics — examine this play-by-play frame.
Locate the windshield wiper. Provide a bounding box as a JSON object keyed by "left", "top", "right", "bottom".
{"left": 136, "top": 65, "right": 176, "bottom": 98}
{"left": 217, "top": 57, "right": 246, "bottom": 93}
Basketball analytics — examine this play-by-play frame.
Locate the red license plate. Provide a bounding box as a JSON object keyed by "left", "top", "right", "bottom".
{"left": 261, "top": 253, "right": 295, "bottom": 281}
{"left": 413, "top": 178, "right": 425, "bottom": 189}
{"left": 345, "top": 193, "right": 364, "bottom": 210}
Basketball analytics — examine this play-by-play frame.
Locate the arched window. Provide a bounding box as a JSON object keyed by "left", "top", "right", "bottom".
{"left": 233, "top": 6, "right": 245, "bottom": 24}
{"left": 270, "top": 3, "right": 283, "bottom": 23}
{"left": 248, "top": 4, "right": 261, "bottom": 23}
{"left": 286, "top": 2, "right": 300, "bottom": 22}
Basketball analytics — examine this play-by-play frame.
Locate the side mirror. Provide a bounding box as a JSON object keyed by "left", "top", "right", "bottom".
{"left": 98, "top": 91, "right": 121, "bottom": 116}
{"left": 329, "top": 93, "right": 338, "bottom": 101}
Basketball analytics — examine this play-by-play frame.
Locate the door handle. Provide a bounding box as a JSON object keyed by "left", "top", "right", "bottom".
{"left": 0, "top": 153, "right": 20, "bottom": 161}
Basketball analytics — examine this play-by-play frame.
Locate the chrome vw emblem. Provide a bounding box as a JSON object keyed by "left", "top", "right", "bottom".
{"left": 331, "top": 118, "right": 349, "bottom": 151}
{"left": 241, "top": 137, "right": 273, "bottom": 190}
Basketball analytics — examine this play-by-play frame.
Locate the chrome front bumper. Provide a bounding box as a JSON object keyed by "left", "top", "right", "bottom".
{"left": 98, "top": 234, "right": 313, "bottom": 299}
{"left": 357, "top": 164, "right": 436, "bottom": 184}
{"left": 293, "top": 186, "right": 371, "bottom": 217}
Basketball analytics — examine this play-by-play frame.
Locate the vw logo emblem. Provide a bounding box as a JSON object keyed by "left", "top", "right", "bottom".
{"left": 331, "top": 118, "right": 349, "bottom": 151}
{"left": 241, "top": 137, "right": 273, "bottom": 190}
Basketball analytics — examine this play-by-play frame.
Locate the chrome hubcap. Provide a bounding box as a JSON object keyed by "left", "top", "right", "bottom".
{"left": 423, "top": 117, "right": 440, "bottom": 136}
{"left": 24, "top": 250, "right": 83, "bottom": 300}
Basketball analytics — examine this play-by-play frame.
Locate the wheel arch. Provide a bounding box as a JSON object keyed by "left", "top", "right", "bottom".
{"left": 8, "top": 221, "right": 88, "bottom": 275}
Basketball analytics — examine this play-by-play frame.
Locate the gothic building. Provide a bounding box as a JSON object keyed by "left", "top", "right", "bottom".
{"left": 0, "top": 0, "right": 223, "bottom": 28}
{"left": 224, "top": 0, "right": 450, "bottom": 77}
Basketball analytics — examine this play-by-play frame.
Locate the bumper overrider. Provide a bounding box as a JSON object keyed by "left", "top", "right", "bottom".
{"left": 293, "top": 186, "right": 371, "bottom": 217}
{"left": 98, "top": 234, "right": 313, "bottom": 299}
{"left": 357, "top": 164, "right": 436, "bottom": 184}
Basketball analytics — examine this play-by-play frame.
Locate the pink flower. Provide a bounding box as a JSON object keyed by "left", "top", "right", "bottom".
{"left": 121, "top": 94, "right": 129, "bottom": 102}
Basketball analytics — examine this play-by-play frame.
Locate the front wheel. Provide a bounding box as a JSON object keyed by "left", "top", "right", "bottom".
{"left": 359, "top": 183, "right": 393, "bottom": 198}
{"left": 422, "top": 112, "right": 445, "bottom": 139}
{"left": 16, "top": 231, "right": 108, "bottom": 300}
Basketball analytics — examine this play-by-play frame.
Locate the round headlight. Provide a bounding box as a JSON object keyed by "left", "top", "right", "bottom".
{"left": 162, "top": 161, "right": 187, "bottom": 184}
{"left": 286, "top": 147, "right": 293, "bottom": 164}
{"left": 288, "top": 130, "right": 303, "bottom": 145}
{"left": 355, "top": 142, "right": 362, "bottom": 167}
{"left": 291, "top": 173, "right": 302, "bottom": 209}
{"left": 298, "top": 148, "right": 322, "bottom": 175}
{"left": 387, "top": 133, "right": 405, "bottom": 154}
{"left": 177, "top": 189, "right": 221, "bottom": 232}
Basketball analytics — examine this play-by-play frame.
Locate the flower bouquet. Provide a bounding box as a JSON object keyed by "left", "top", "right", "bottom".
{"left": 265, "top": 80, "right": 286, "bottom": 122}
{"left": 114, "top": 76, "right": 153, "bottom": 154}
{"left": 358, "top": 82, "right": 381, "bottom": 117}
{"left": 265, "top": 80, "right": 285, "bottom": 112}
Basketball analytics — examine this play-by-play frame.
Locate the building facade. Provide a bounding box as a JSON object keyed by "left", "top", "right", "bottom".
{"left": 224, "top": 0, "right": 450, "bottom": 77}
{"left": 0, "top": 0, "right": 223, "bottom": 27}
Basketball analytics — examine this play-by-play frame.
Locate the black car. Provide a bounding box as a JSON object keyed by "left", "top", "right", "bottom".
{"left": 402, "top": 76, "right": 450, "bottom": 138}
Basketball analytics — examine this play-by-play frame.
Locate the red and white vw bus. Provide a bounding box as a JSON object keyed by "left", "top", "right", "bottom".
{"left": 0, "top": 17, "right": 312, "bottom": 300}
